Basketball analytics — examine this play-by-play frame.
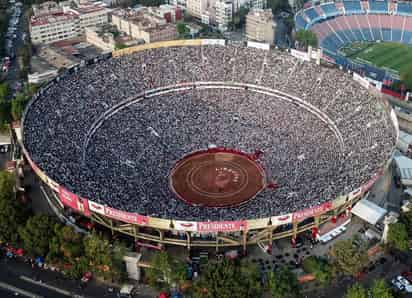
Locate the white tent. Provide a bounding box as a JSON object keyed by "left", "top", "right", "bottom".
{"left": 351, "top": 199, "right": 387, "bottom": 225}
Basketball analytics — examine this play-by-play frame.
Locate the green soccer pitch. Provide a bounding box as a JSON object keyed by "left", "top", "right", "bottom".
{"left": 339, "top": 42, "right": 412, "bottom": 74}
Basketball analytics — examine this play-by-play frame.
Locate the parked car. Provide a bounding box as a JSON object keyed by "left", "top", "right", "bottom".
{"left": 392, "top": 275, "right": 412, "bottom": 293}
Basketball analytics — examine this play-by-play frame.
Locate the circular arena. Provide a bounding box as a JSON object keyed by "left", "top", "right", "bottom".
{"left": 21, "top": 39, "right": 397, "bottom": 249}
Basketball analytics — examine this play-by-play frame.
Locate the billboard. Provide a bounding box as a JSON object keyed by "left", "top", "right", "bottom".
{"left": 247, "top": 41, "right": 270, "bottom": 51}
{"left": 290, "top": 49, "right": 310, "bottom": 62}
{"left": 271, "top": 213, "right": 293, "bottom": 225}
{"left": 88, "top": 200, "right": 105, "bottom": 215}
{"left": 196, "top": 220, "right": 247, "bottom": 233}
{"left": 174, "top": 220, "right": 197, "bottom": 232}
{"left": 353, "top": 72, "right": 370, "bottom": 89}
{"left": 202, "top": 39, "right": 225, "bottom": 46}
{"left": 104, "top": 207, "right": 148, "bottom": 225}
{"left": 292, "top": 201, "right": 333, "bottom": 222}
{"left": 81, "top": 198, "right": 91, "bottom": 217}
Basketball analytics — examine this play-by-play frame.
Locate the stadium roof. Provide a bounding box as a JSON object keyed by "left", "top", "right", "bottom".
{"left": 351, "top": 199, "right": 387, "bottom": 225}
{"left": 394, "top": 154, "right": 412, "bottom": 186}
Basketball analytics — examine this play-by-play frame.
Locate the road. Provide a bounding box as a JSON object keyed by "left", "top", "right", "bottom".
{"left": 5, "top": 2, "right": 28, "bottom": 92}
{"left": 0, "top": 256, "right": 121, "bottom": 298}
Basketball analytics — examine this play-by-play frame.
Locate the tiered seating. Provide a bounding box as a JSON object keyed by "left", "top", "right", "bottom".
{"left": 296, "top": 14, "right": 309, "bottom": 30}
{"left": 321, "top": 3, "right": 340, "bottom": 18}
{"left": 397, "top": 2, "right": 412, "bottom": 16}
{"left": 368, "top": 0, "right": 388, "bottom": 14}
{"left": 305, "top": 7, "right": 324, "bottom": 23}
{"left": 297, "top": 2, "right": 412, "bottom": 57}
{"left": 343, "top": 1, "right": 364, "bottom": 14}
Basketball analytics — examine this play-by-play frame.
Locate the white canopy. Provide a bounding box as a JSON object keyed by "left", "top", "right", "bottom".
{"left": 351, "top": 199, "right": 387, "bottom": 225}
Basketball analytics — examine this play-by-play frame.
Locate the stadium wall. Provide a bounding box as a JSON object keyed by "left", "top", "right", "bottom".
{"left": 19, "top": 39, "right": 397, "bottom": 249}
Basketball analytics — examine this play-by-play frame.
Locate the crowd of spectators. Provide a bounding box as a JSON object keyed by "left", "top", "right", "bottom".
{"left": 23, "top": 45, "right": 396, "bottom": 221}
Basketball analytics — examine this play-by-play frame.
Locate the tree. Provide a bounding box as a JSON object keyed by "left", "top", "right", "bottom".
{"left": 11, "top": 94, "right": 29, "bottom": 121}
{"left": 18, "top": 214, "right": 57, "bottom": 256}
{"left": 147, "top": 251, "right": 187, "bottom": 291}
{"left": 295, "top": 29, "right": 318, "bottom": 49}
{"left": 400, "top": 66, "right": 412, "bottom": 91}
{"left": 302, "top": 256, "right": 333, "bottom": 286}
{"left": 267, "top": 266, "right": 301, "bottom": 298}
{"left": 330, "top": 238, "right": 369, "bottom": 276}
{"left": 267, "top": 0, "right": 291, "bottom": 14}
{"left": 177, "top": 22, "right": 189, "bottom": 37}
{"left": 0, "top": 171, "right": 27, "bottom": 243}
{"left": 194, "top": 259, "right": 263, "bottom": 298}
{"left": 370, "top": 279, "right": 394, "bottom": 298}
{"left": 345, "top": 283, "right": 367, "bottom": 298}
{"left": 401, "top": 210, "right": 412, "bottom": 237}
{"left": 231, "top": 6, "right": 249, "bottom": 30}
{"left": 0, "top": 83, "right": 10, "bottom": 100}
{"left": 83, "top": 232, "right": 126, "bottom": 282}
{"left": 0, "top": 99, "right": 11, "bottom": 125}
{"left": 387, "top": 222, "right": 409, "bottom": 252}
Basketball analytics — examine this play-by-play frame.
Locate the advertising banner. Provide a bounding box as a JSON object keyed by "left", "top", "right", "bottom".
{"left": 104, "top": 207, "right": 148, "bottom": 225}
{"left": 88, "top": 200, "right": 105, "bottom": 215}
{"left": 81, "top": 198, "right": 91, "bottom": 217}
{"left": 174, "top": 220, "right": 197, "bottom": 232}
{"left": 292, "top": 201, "right": 333, "bottom": 222}
{"left": 348, "top": 187, "right": 362, "bottom": 201}
{"left": 353, "top": 72, "right": 370, "bottom": 89}
{"left": 291, "top": 49, "right": 310, "bottom": 62}
{"left": 247, "top": 41, "right": 270, "bottom": 51}
{"left": 271, "top": 213, "right": 293, "bottom": 226}
{"left": 202, "top": 39, "right": 226, "bottom": 46}
{"left": 196, "top": 220, "right": 247, "bottom": 233}
{"left": 58, "top": 186, "right": 80, "bottom": 211}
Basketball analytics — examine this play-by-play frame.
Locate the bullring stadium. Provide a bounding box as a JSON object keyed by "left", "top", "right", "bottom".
{"left": 19, "top": 39, "right": 398, "bottom": 250}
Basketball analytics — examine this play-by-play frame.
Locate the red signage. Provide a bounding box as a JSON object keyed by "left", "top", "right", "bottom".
{"left": 292, "top": 201, "right": 333, "bottom": 222}
{"left": 196, "top": 220, "right": 247, "bottom": 233}
{"left": 82, "top": 198, "right": 91, "bottom": 217}
{"left": 104, "top": 207, "right": 148, "bottom": 225}
{"left": 58, "top": 186, "right": 80, "bottom": 211}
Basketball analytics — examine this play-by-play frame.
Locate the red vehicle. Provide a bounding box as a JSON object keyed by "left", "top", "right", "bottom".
{"left": 2, "top": 57, "right": 10, "bottom": 72}
{"left": 402, "top": 272, "right": 412, "bottom": 283}
{"left": 81, "top": 271, "right": 92, "bottom": 283}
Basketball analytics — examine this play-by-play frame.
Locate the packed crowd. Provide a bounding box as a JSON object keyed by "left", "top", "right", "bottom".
{"left": 23, "top": 45, "right": 396, "bottom": 221}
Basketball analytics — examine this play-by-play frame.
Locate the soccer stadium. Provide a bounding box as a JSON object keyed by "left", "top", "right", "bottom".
{"left": 20, "top": 39, "right": 397, "bottom": 250}
{"left": 296, "top": 0, "right": 412, "bottom": 79}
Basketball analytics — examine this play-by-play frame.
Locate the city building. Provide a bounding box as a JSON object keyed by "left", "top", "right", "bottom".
{"left": 111, "top": 8, "right": 178, "bottom": 43}
{"left": 233, "top": 0, "right": 266, "bottom": 13}
{"left": 245, "top": 8, "right": 275, "bottom": 44}
{"left": 28, "top": 55, "right": 58, "bottom": 84}
{"left": 30, "top": 1, "right": 109, "bottom": 45}
{"left": 214, "top": 0, "right": 232, "bottom": 31}
{"left": 30, "top": 11, "right": 80, "bottom": 44}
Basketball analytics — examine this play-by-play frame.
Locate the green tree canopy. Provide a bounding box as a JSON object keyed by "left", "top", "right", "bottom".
{"left": 0, "top": 171, "right": 27, "bottom": 243}
{"left": 0, "top": 83, "right": 10, "bottom": 100}
{"left": 194, "top": 259, "right": 263, "bottom": 298}
{"left": 176, "top": 22, "right": 190, "bottom": 37}
{"left": 295, "top": 29, "right": 318, "bottom": 49}
{"left": 147, "top": 251, "right": 187, "bottom": 291}
{"left": 11, "top": 93, "right": 29, "bottom": 121}
{"left": 370, "top": 279, "right": 394, "bottom": 298}
{"left": 400, "top": 66, "right": 412, "bottom": 91}
{"left": 345, "top": 283, "right": 367, "bottom": 298}
{"left": 302, "top": 256, "right": 333, "bottom": 286}
{"left": 387, "top": 222, "right": 409, "bottom": 252}
{"left": 267, "top": 266, "right": 301, "bottom": 298}
{"left": 330, "top": 238, "right": 369, "bottom": 276}
{"left": 18, "top": 214, "right": 57, "bottom": 256}
{"left": 267, "top": 0, "right": 291, "bottom": 14}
